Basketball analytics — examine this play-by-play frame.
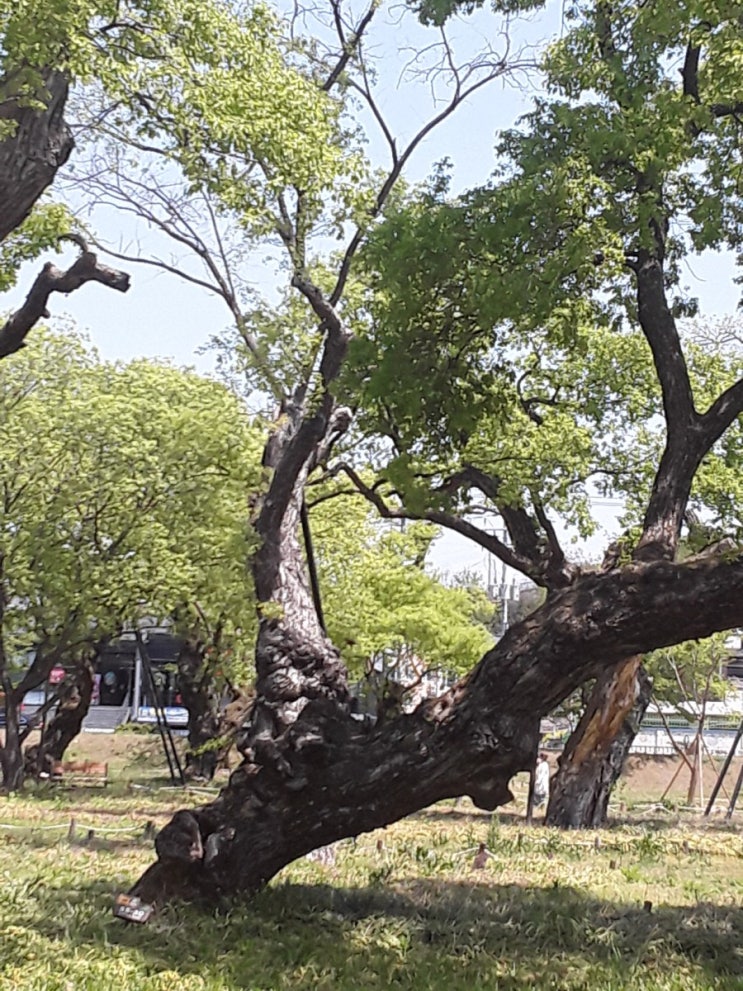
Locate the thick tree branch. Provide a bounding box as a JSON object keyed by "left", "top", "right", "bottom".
{"left": 710, "top": 102, "right": 743, "bottom": 120}
{"left": 634, "top": 250, "right": 702, "bottom": 559}
{"left": 532, "top": 500, "right": 570, "bottom": 582}
{"left": 0, "top": 238, "right": 130, "bottom": 360}
{"left": 681, "top": 42, "right": 700, "bottom": 101}
{"left": 337, "top": 462, "right": 550, "bottom": 584}
{"left": 635, "top": 254, "right": 695, "bottom": 432}
{"left": 439, "top": 465, "right": 573, "bottom": 587}
{"left": 698, "top": 376, "right": 743, "bottom": 446}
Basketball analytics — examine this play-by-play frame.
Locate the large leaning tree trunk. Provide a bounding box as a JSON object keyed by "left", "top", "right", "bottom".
{"left": 129, "top": 272, "right": 743, "bottom": 902}
{"left": 129, "top": 267, "right": 743, "bottom": 906}
{"left": 545, "top": 656, "right": 652, "bottom": 828}
{"left": 131, "top": 552, "right": 743, "bottom": 905}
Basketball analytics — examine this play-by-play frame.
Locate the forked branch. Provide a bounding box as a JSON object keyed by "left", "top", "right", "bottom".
{"left": 0, "top": 235, "right": 130, "bottom": 360}
{"left": 337, "top": 462, "right": 556, "bottom": 585}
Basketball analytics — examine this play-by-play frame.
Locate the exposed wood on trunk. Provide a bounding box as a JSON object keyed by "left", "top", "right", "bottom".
{"left": 545, "top": 657, "right": 651, "bottom": 828}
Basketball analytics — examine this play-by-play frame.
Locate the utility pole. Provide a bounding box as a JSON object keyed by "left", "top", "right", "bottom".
{"left": 486, "top": 522, "right": 517, "bottom": 637}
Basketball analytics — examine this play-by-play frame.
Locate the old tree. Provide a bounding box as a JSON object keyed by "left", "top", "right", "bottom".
{"left": 2, "top": 0, "right": 743, "bottom": 899}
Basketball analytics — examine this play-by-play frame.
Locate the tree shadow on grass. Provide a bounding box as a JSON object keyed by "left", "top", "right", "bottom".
{"left": 7, "top": 873, "right": 743, "bottom": 991}
{"left": 4, "top": 829, "right": 156, "bottom": 855}
{"left": 607, "top": 811, "right": 743, "bottom": 833}
{"left": 416, "top": 805, "right": 493, "bottom": 825}
{"left": 420, "top": 803, "right": 743, "bottom": 839}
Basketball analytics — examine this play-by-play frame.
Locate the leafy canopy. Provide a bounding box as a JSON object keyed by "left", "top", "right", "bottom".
{"left": 312, "top": 493, "right": 495, "bottom": 678}
{"left": 0, "top": 328, "right": 262, "bottom": 680}
{"left": 342, "top": 0, "right": 743, "bottom": 551}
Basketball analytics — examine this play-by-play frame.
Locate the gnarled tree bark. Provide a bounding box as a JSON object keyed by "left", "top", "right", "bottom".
{"left": 131, "top": 552, "right": 743, "bottom": 905}
{"left": 0, "top": 68, "right": 73, "bottom": 242}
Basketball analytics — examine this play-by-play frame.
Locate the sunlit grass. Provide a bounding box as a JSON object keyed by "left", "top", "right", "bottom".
{"left": 1, "top": 786, "right": 743, "bottom": 990}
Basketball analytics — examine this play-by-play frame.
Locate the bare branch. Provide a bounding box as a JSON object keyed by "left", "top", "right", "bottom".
{"left": 330, "top": 53, "right": 524, "bottom": 306}
{"left": 699, "top": 375, "right": 743, "bottom": 444}
{"left": 347, "top": 79, "right": 398, "bottom": 166}
{"left": 90, "top": 239, "right": 226, "bottom": 300}
{"left": 437, "top": 465, "right": 576, "bottom": 585}
{"left": 323, "top": 0, "right": 378, "bottom": 92}
{"left": 0, "top": 244, "right": 130, "bottom": 360}
{"left": 81, "top": 164, "right": 286, "bottom": 400}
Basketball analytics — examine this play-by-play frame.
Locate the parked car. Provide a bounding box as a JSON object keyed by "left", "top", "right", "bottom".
{"left": 1, "top": 684, "right": 60, "bottom": 730}
{"left": 0, "top": 706, "right": 29, "bottom": 727}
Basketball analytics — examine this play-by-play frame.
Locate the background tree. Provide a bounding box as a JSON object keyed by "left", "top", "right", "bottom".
{"left": 24, "top": 646, "right": 99, "bottom": 774}
{"left": 646, "top": 634, "right": 730, "bottom": 807}
{"left": 311, "top": 495, "right": 495, "bottom": 686}
{"left": 0, "top": 329, "right": 262, "bottom": 789}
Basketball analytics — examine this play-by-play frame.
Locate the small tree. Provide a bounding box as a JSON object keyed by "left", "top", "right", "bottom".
{"left": 647, "top": 634, "right": 730, "bottom": 807}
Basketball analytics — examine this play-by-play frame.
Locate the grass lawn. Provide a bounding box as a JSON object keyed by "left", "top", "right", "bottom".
{"left": 1, "top": 739, "right": 742, "bottom": 990}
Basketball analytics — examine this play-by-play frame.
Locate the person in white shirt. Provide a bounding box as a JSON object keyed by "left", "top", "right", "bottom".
{"left": 533, "top": 752, "right": 551, "bottom": 809}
